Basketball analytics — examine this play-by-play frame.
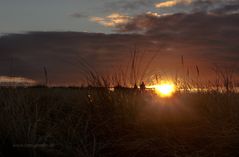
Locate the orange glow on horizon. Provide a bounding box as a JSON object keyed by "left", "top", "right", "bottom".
{"left": 148, "top": 82, "right": 176, "bottom": 97}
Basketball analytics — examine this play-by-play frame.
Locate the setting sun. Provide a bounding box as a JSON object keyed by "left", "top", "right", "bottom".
{"left": 149, "top": 82, "right": 176, "bottom": 97}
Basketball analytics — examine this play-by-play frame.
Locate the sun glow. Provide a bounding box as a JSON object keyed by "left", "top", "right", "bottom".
{"left": 149, "top": 82, "right": 176, "bottom": 97}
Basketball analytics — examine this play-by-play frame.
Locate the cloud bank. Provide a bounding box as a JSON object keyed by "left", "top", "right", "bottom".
{"left": 0, "top": 26, "right": 238, "bottom": 85}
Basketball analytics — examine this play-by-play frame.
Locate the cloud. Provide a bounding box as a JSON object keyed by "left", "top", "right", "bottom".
{"left": 105, "top": 0, "right": 154, "bottom": 12}
{"left": 118, "top": 3, "right": 239, "bottom": 33}
{"left": 0, "top": 76, "right": 36, "bottom": 86}
{"left": 0, "top": 25, "right": 239, "bottom": 86}
{"left": 210, "top": 4, "right": 239, "bottom": 15}
{"left": 153, "top": 0, "right": 239, "bottom": 14}
{"left": 90, "top": 13, "right": 131, "bottom": 27}
{"left": 70, "top": 12, "right": 87, "bottom": 18}
{"left": 116, "top": 12, "right": 239, "bottom": 71}
{"left": 155, "top": 0, "right": 193, "bottom": 8}
{"left": 185, "top": 0, "right": 239, "bottom": 13}
{"left": 191, "top": 0, "right": 215, "bottom": 12}
{"left": 117, "top": 12, "right": 169, "bottom": 32}
{"left": 146, "top": 11, "right": 162, "bottom": 17}
{"left": 0, "top": 32, "right": 166, "bottom": 85}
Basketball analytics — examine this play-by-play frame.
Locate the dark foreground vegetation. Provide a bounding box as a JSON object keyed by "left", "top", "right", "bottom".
{"left": 0, "top": 87, "right": 239, "bottom": 157}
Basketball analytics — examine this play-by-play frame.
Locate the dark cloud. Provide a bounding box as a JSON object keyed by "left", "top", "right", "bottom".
{"left": 119, "top": 12, "right": 239, "bottom": 36}
{"left": 191, "top": 0, "right": 239, "bottom": 13}
{"left": 0, "top": 32, "right": 166, "bottom": 85}
{"left": 104, "top": 0, "right": 154, "bottom": 12}
{"left": 192, "top": 0, "right": 215, "bottom": 12}
{"left": 118, "top": 11, "right": 239, "bottom": 72}
{"left": 70, "top": 12, "right": 87, "bottom": 18}
{"left": 0, "top": 28, "right": 238, "bottom": 86}
{"left": 211, "top": 4, "right": 239, "bottom": 14}
{"left": 117, "top": 13, "right": 159, "bottom": 33}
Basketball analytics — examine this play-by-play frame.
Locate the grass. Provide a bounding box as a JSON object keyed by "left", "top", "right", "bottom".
{"left": 0, "top": 87, "right": 239, "bottom": 157}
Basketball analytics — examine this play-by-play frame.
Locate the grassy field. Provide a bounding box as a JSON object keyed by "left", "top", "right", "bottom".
{"left": 0, "top": 87, "right": 239, "bottom": 157}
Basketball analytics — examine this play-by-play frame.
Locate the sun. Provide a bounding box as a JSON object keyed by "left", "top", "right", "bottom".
{"left": 150, "top": 82, "right": 176, "bottom": 97}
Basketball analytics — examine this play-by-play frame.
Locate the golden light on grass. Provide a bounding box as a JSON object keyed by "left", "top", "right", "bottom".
{"left": 149, "top": 82, "right": 176, "bottom": 97}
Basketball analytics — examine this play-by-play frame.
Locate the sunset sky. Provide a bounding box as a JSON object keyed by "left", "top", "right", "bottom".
{"left": 0, "top": 0, "right": 239, "bottom": 85}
